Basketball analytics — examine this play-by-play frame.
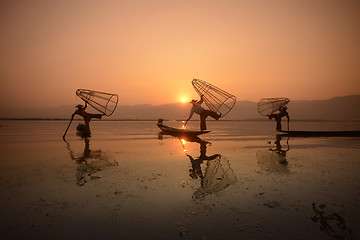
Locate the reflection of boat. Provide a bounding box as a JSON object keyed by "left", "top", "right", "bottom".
{"left": 278, "top": 130, "right": 360, "bottom": 137}
{"left": 157, "top": 119, "right": 210, "bottom": 136}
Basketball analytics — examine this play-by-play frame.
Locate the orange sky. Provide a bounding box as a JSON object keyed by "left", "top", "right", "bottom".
{"left": 1, "top": 0, "right": 359, "bottom": 108}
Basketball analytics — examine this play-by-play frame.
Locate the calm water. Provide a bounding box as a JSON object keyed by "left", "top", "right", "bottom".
{"left": 0, "top": 120, "right": 359, "bottom": 240}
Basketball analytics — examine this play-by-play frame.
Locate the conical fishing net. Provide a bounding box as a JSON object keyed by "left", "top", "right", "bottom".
{"left": 257, "top": 98, "right": 289, "bottom": 117}
{"left": 76, "top": 89, "right": 118, "bottom": 116}
{"left": 192, "top": 79, "right": 236, "bottom": 118}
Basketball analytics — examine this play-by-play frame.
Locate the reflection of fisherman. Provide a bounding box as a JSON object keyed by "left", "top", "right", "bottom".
{"left": 73, "top": 102, "right": 103, "bottom": 136}
{"left": 65, "top": 138, "right": 101, "bottom": 186}
{"left": 186, "top": 139, "right": 220, "bottom": 180}
{"left": 185, "top": 95, "right": 221, "bottom": 131}
{"left": 257, "top": 135, "right": 290, "bottom": 174}
{"left": 65, "top": 138, "right": 117, "bottom": 186}
{"left": 270, "top": 134, "right": 289, "bottom": 165}
{"left": 184, "top": 137, "right": 236, "bottom": 199}
{"left": 268, "top": 106, "right": 290, "bottom": 131}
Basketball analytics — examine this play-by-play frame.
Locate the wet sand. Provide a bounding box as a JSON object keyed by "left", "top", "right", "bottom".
{"left": 0, "top": 120, "right": 359, "bottom": 239}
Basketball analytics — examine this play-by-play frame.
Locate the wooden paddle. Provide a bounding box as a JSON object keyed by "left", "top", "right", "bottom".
{"left": 63, "top": 113, "right": 75, "bottom": 140}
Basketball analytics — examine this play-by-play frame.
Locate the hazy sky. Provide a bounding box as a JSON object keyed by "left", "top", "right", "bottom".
{"left": 1, "top": 0, "right": 359, "bottom": 108}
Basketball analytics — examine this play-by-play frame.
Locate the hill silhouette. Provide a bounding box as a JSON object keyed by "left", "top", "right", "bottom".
{"left": 1, "top": 95, "right": 359, "bottom": 120}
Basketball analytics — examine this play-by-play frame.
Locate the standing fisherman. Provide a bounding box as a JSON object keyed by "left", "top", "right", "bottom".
{"left": 268, "top": 106, "right": 290, "bottom": 131}
{"left": 63, "top": 89, "right": 118, "bottom": 140}
{"left": 73, "top": 102, "right": 103, "bottom": 136}
{"left": 184, "top": 95, "right": 221, "bottom": 131}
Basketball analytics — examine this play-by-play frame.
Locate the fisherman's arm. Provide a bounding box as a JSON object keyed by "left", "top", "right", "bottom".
{"left": 188, "top": 108, "right": 195, "bottom": 120}
{"left": 185, "top": 109, "right": 194, "bottom": 125}
{"left": 198, "top": 95, "right": 204, "bottom": 104}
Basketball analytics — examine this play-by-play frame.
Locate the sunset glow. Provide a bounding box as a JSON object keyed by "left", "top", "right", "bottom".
{"left": 0, "top": 0, "right": 359, "bottom": 109}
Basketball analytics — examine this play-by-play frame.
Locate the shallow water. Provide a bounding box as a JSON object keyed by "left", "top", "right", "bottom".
{"left": 0, "top": 120, "right": 359, "bottom": 240}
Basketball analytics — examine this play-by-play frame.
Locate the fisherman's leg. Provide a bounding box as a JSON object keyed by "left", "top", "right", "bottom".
{"left": 276, "top": 119, "right": 282, "bottom": 131}
{"left": 206, "top": 110, "right": 221, "bottom": 120}
{"left": 88, "top": 113, "right": 102, "bottom": 120}
{"left": 200, "top": 114, "right": 207, "bottom": 131}
{"left": 84, "top": 119, "right": 91, "bottom": 134}
{"left": 268, "top": 114, "right": 276, "bottom": 119}
{"left": 200, "top": 141, "right": 207, "bottom": 157}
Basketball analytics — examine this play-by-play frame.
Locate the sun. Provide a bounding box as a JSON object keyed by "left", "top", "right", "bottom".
{"left": 181, "top": 98, "right": 187, "bottom": 103}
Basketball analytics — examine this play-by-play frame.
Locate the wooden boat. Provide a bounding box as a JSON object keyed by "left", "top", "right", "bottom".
{"left": 278, "top": 130, "right": 360, "bottom": 137}
{"left": 157, "top": 119, "right": 210, "bottom": 137}
{"left": 76, "top": 124, "right": 91, "bottom": 138}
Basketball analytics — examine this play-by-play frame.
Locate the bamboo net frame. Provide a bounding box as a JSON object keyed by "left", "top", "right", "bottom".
{"left": 76, "top": 89, "right": 118, "bottom": 116}
{"left": 192, "top": 79, "right": 236, "bottom": 118}
{"left": 257, "top": 98, "right": 290, "bottom": 117}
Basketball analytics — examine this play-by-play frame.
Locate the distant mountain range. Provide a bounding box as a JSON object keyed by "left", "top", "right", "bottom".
{"left": 1, "top": 95, "right": 360, "bottom": 121}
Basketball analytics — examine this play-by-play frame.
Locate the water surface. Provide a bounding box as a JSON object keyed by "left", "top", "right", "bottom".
{"left": 0, "top": 120, "right": 359, "bottom": 239}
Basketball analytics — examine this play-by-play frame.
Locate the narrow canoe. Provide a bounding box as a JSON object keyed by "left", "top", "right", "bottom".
{"left": 278, "top": 130, "right": 360, "bottom": 137}
{"left": 157, "top": 123, "right": 210, "bottom": 136}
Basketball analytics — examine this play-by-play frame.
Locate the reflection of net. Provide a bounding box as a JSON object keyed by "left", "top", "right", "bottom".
{"left": 192, "top": 79, "right": 236, "bottom": 117}
{"left": 76, "top": 89, "right": 118, "bottom": 116}
{"left": 194, "top": 156, "right": 237, "bottom": 198}
{"left": 256, "top": 150, "right": 289, "bottom": 174}
{"left": 257, "top": 98, "right": 289, "bottom": 117}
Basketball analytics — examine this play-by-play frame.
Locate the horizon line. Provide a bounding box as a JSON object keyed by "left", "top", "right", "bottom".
{"left": 1, "top": 118, "right": 360, "bottom": 122}
{"left": 1, "top": 94, "right": 359, "bottom": 109}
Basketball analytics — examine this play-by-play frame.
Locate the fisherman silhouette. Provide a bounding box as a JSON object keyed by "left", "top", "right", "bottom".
{"left": 73, "top": 102, "right": 104, "bottom": 136}
{"left": 185, "top": 95, "right": 221, "bottom": 131}
{"left": 268, "top": 106, "right": 290, "bottom": 131}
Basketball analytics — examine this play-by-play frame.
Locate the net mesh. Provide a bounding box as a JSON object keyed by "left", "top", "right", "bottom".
{"left": 257, "top": 98, "right": 289, "bottom": 116}
{"left": 256, "top": 150, "right": 289, "bottom": 174}
{"left": 193, "top": 156, "right": 237, "bottom": 199}
{"left": 192, "top": 79, "right": 236, "bottom": 117}
{"left": 76, "top": 89, "right": 118, "bottom": 116}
